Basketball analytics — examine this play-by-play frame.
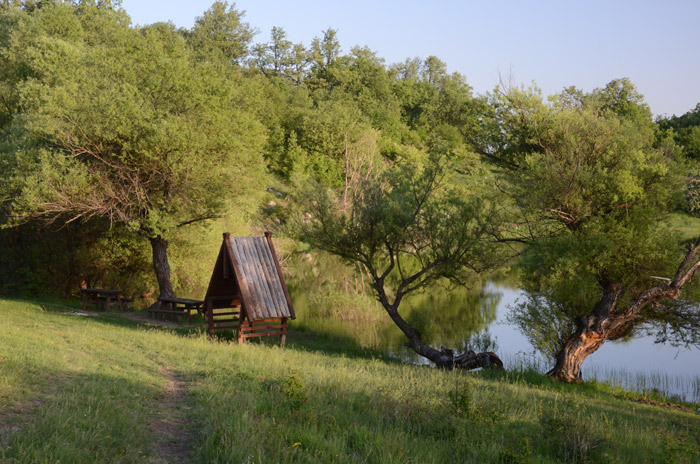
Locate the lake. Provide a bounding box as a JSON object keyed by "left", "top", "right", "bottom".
{"left": 287, "top": 254, "right": 700, "bottom": 402}
{"left": 484, "top": 283, "right": 700, "bottom": 402}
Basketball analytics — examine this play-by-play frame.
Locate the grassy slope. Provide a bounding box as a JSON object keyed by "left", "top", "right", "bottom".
{"left": 0, "top": 299, "right": 698, "bottom": 464}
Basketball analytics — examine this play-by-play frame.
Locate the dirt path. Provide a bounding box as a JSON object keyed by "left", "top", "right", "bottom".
{"left": 149, "top": 367, "right": 194, "bottom": 464}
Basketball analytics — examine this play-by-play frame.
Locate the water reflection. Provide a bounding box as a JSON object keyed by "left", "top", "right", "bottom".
{"left": 286, "top": 252, "right": 700, "bottom": 402}
{"left": 286, "top": 251, "right": 501, "bottom": 351}
{"left": 401, "top": 283, "right": 500, "bottom": 347}
{"left": 486, "top": 283, "right": 700, "bottom": 402}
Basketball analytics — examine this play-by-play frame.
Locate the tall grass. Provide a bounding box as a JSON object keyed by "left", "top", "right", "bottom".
{"left": 1, "top": 298, "right": 699, "bottom": 463}
{"left": 584, "top": 365, "right": 700, "bottom": 403}
{"left": 495, "top": 351, "right": 700, "bottom": 403}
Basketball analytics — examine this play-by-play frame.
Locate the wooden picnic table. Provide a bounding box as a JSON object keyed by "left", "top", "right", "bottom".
{"left": 80, "top": 288, "right": 129, "bottom": 311}
{"left": 152, "top": 296, "right": 204, "bottom": 324}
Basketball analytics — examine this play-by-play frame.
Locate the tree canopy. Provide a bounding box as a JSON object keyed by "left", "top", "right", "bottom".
{"left": 0, "top": 1, "right": 266, "bottom": 297}
{"left": 488, "top": 82, "right": 700, "bottom": 380}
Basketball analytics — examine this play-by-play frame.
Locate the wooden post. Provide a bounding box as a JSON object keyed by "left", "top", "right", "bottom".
{"left": 222, "top": 232, "right": 230, "bottom": 279}
{"left": 280, "top": 317, "right": 288, "bottom": 347}
{"left": 206, "top": 299, "right": 214, "bottom": 341}
{"left": 238, "top": 316, "right": 246, "bottom": 345}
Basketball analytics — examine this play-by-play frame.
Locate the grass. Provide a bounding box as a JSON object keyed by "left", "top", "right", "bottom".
{"left": 665, "top": 212, "right": 700, "bottom": 241}
{"left": 492, "top": 352, "right": 700, "bottom": 404}
{"left": 1, "top": 298, "right": 699, "bottom": 463}
{"left": 584, "top": 365, "right": 700, "bottom": 404}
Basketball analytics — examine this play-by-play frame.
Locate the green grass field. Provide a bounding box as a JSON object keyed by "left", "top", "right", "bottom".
{"left": 1, "top": 298, "right": 698, "bottom": 463}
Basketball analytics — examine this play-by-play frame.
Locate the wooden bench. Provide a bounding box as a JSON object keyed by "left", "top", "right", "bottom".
{"left": 81, "top": 288, "right": 127, "bottom": 311}
{"left": 151, "top": 297, "right": 204, "bottom": 324}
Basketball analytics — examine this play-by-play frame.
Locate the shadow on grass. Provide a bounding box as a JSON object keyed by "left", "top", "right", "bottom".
{"left": 0, "top": 365, "right": 171, "bottom": 463}
{"left": 31, "top": 295, "right": 401, "bottom": 364}
{"left": 13, "top": 296, "right": 698, "bottom": 414}
{"left": 283, "top": 326, "right": 400, "bottom": 364}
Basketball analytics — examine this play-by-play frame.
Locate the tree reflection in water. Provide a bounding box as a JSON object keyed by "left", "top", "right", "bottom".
{"left": 285, "top": 250, "right": 503, "bottom": 354}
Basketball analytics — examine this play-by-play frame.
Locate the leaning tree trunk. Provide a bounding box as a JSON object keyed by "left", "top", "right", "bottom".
{"left": 376, "top": 285, "right": 503, "bottom": 370}
{"left": 548, "top": 285, "right": 680, "bottom": 382}
{"left": 548, "top": 281, "right": 626, "bottom": 382}
{"left": 408, "top": 336, "right": 504, "bottom": 370}
{"left": 549, "top": 325, "right": 616, "bottom": 382}
{"left": 548, "top": 238, "right": 700, "bottom": 382}
{"left": 149, "top": 236, "right": 176, "bottom": 299}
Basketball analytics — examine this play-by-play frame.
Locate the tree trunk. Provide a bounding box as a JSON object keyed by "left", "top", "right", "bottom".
{"left": 150, "top": 236, "right": 176, "bottom": 299}
{"left": 548, "top": 273, "right": 689, "bottom": 382}
{"left": 376, "top": 285, "right": 503, "bottom": 370}
{"left": 548, "top": 281, "right": 624, "bottom": 381}
{"left": 548, "top": 329, "right": 608, "bottom": 382}
{"left": 407, "top": 337, "right": 503, "bottom": 370}
{"left": 547, "top": 240, "right": 700, "bottom": 383}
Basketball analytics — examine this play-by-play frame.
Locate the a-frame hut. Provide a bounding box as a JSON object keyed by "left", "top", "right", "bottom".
{"left": 204, "top": 232, "right": 295, "bottom": 345}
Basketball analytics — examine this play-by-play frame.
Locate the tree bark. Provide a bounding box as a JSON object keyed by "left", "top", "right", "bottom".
{"left": 547, "top": 239, "right": 700, "bottom": 382}
{"left": 548, "top": 329, "right": 610, "bottom": 382}
{"left": 547, "top": 290, "right": 677, "bottom": 382}
{"left": 150, "top": 236, "right": 176, "bottom": 299}
{"left": 407, "top": 337, "right": 503, "bottom": 370}
{"left": 548, "top": 281, "right": 624, "bottom": 381}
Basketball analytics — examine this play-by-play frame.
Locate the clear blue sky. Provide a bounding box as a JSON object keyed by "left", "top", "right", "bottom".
{"left": 119, "top": 0, "right": 699, "bottom": 117}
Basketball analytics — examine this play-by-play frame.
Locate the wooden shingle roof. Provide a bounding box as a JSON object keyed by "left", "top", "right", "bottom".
{"left": 224, "top": 233, "right": 295, "bottom": 321}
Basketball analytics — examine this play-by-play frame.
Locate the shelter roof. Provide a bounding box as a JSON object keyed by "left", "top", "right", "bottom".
{"left": 224, "top": 234, "right": 295, "bottom": 320}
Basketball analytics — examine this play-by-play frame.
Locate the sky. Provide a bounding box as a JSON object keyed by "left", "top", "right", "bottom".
{"left": 119, "top": 0, "right": 700, "bottom": 117}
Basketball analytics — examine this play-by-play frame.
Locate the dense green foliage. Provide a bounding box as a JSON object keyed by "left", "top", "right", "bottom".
{"left": 0, "top": 1, "right": 488, "bottom": 299}
{"left": 0, "top": 1, "right": 268, "bottom": 297}
{"left": 659, "top": 103, "right": 700, "bottom": 160}
{"left": 659, "top": 104, "right": 700, "bottom": 216}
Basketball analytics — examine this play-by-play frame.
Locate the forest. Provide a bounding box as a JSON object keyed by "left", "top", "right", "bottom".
{"left": 1, "top": 0, "right": 700, "bottom": 382}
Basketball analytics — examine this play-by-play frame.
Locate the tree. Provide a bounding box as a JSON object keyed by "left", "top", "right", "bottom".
{"left": 189, "top": 1, "right": 255, "bottom": 65}
{"left": 0, "top": 3, "right": 266, "bottom": 298}
{"left": 307, "top": 27, "right": 340, "bottom": 89}
{"left": 488, "top": 82, "right": 700, "bottom": 381}
{"left": 658, "top": 103, "right": 700, "bottom": 215}
{"left": 299, "top": 158, "right": 506, "bottom": 369}
{"left": 390, "top": 56, "right": 485, "bottom": 171}
{"left": 251, "top": 26, "right": 306, "bottom": 81}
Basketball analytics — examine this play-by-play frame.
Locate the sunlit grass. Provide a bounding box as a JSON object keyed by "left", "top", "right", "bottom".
{"left": 495, "top": 351, "right": 700, "bottom": 403}
{"left": 665, "top": 212, "right": 700, "bottom": 241}
{"left": 1, "top": 298, "right": 699, "bottom": 463}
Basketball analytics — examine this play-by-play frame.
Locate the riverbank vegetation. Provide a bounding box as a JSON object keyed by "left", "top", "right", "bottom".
{"left": 1, "top": 0, "right": 700, "bottom": 402}
{"left": 1, "top": 298, "right": 699, "bottom": 463}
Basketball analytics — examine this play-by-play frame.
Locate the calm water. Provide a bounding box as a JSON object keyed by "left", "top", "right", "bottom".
{"left": 484, "top": 283, "right": 700, "bottom": 402}
{"left": 287, "top": 255, "right": 700, "bottom": 402}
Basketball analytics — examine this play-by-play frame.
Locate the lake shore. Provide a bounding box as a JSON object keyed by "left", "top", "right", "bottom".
{"left": 1, "top": 297, "right": 698, "bottom": 463}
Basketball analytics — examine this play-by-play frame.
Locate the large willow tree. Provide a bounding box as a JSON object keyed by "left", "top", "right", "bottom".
{"left": 486, "top": 80, "right": 700, "bottom": 381}
{"left": 0, "top": 2, "right": 266, "bottom": 298}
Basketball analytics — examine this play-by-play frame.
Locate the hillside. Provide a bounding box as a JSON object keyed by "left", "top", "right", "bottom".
{"left": 1, "top": 299, "right": 698, "bottom": 463}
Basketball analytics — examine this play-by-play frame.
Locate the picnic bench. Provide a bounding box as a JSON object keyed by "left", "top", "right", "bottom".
{"left": 151, "top": 296, "right": 204, "bottom": 323}
{"left": 80, "top": 288, "right": 130, "bottom": 311}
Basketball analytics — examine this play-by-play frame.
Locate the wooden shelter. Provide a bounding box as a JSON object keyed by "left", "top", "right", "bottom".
{"left": 203, "top": 232, "right": 295, "bottom": 345}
